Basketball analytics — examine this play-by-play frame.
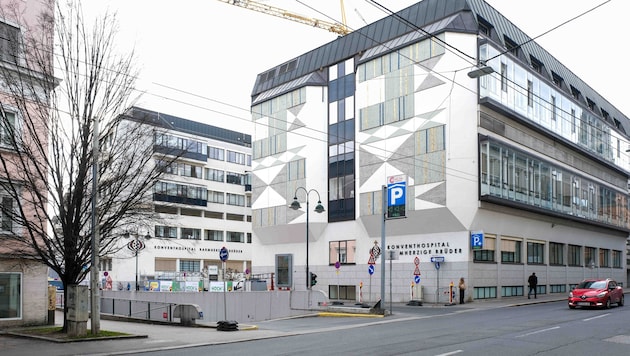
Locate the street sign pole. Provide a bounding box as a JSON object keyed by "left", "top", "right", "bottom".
{"left": 219, "top": 246, "right": 229, "bottom": 321}
{"left": 380, "top": 185, "right": 386, "bottom": 310}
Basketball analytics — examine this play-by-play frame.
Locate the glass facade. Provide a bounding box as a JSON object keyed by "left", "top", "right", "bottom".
{"left": 480, "top": 139, "right": 630, "bottom": 230}
{"left": 479, "top": 43, "right": 625, "bottom": 170}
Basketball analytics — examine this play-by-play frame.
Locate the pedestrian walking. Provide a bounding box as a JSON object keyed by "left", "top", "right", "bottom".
{"left": 527, "top": 272, "right": 538, "bottom": 299}
{"left": 458, "top": 277, "right": 466, "bottom": 304}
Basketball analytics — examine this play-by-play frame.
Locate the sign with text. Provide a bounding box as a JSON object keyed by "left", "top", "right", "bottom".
{"left": 387, "top": 174, "right": 407, "bottom": 219}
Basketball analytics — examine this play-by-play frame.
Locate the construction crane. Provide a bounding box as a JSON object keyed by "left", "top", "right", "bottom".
{"left": 217, "top": 0, "right": 351, "bottom": 36}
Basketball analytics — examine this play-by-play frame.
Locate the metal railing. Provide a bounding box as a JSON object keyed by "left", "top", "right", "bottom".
{"left": 100, "top": 297, "right": 179, "bottom": 323}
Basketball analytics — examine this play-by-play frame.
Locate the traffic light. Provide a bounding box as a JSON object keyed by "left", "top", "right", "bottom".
{"left": 310, "top": 272, "right": 317, "bottom": 287}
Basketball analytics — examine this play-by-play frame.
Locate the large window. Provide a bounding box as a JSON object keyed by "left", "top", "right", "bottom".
{"left": 527, "top": 241, "right": 545, "bottom": 264}
{"left": 501, "top": 238, "right": 521, "bottom": 263}
{"left": 599, "top": 248, "right": 610, "bottom": 267}
{"left": 0, "top": 273, "right": 21, "bottom": 319}
{"left": 474, "top": 235, "right": 495, "bottom": 262}
{"left": 329, "top": 240, "right": 356, "bottom": 265}
{"left": 227, "top": 151, "right": 246, "bottom": 165}
{"left": 549, "top": 242, "right": 564, "bottom": 265}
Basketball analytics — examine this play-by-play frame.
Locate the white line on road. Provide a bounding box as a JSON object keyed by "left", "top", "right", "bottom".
{"left": 583, "top": 313, "right": 609, "bottom": 322}
{"left": 434, "top": 350, "right": 463, "bottom": 356}
{"left": 515, "top": 326, "right": 560, "bottom": 338}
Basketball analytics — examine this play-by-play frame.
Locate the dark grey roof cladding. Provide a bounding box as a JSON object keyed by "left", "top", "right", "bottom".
{"left": 127, "top": 107, "right": 251, "bottom": 147}
{"left": 252, "top": 0, "right": 629, "bottom": 133}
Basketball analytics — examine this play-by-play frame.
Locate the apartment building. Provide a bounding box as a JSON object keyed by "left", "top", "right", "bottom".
{"left": 103, "top": 107, "right": 252, "bottom": 291}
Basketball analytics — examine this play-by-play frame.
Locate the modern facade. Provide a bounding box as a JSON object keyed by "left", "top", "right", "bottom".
{"left": 0, "top": 1, "right": 53, "bottom": 326}
{"left": 249, "top": 0, "right": 629, "bottom": 303}
{"left": 103, "top": 107, "right": 253, "bottom": 291}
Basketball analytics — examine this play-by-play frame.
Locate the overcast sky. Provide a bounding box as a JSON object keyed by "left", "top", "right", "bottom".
{"left": 83, "top": 0, "right": 627, "bottom": 134}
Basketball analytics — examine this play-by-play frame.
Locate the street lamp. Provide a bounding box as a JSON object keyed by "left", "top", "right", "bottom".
{"left": 290, "top": 187, "right": 325, "bottom": 290}
{"left": 124, "top": 231, "right": 152, "bottom": 291}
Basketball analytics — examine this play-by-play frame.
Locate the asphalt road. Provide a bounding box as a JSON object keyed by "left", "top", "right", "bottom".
{"left": 145, "top": 301, "right": 630, "bottom": 356}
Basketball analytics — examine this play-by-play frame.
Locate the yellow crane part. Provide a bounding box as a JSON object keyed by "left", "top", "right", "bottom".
{"left": 217, "top": 0, "right": 351, "bottom": 35}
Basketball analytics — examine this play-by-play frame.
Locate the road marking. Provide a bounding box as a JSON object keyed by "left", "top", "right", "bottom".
{"left": 583, "top": 313, "right": 609, "bottom": 322}
{"left": 515, "top": 326, "right": 560, "bottom": 338}
{"left": 434, "top": 350, "right": 463, "bottom": 356}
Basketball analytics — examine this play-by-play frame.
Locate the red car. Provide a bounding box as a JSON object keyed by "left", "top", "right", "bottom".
{"left": 568, "top": 278, "right": 624, "bottom": 309}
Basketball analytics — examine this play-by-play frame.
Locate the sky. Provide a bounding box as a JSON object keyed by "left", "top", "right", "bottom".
{"left": 83, "top": 0, "right": 629, "bottom": 134}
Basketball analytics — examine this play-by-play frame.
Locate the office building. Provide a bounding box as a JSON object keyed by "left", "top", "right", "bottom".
{"left": 249, "top": 0, "right": 629, "bottom": 303}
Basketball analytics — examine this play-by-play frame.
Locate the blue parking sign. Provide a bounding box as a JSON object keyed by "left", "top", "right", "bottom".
{"left": 471, "top": 231, "right": 484, "bottom": 250}
{"left": 387, "top": 175, "right": 406, "bottom": 218}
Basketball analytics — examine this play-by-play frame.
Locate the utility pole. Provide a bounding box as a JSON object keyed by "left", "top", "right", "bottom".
{"left": 90, "top": 117, "right": 100, "bottom": 334}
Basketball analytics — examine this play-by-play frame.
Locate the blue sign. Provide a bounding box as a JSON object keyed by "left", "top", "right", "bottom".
{"left": 219, "top": 246, "right": 229, "bottom": 262}
{"left": 434, "top": 262, "right": 440, "bottom": 270}
{"left": 368, "top": 265, "right": 374, "bottom": 275}
{"left": 387, "top": 175, "right": 406, "bottom": 218}
{"left": 414, "top": 275, "right": 420, "bottom": 284}
{"left": 430, "top": 256, "right": 445, "bottom": 263}
{"left": 471, "top": 231, "right": 484, "bottom": 250}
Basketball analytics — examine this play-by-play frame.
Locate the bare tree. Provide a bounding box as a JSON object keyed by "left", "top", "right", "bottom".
{"left": 0, "top": 1, "right": 173, "bottom": 333}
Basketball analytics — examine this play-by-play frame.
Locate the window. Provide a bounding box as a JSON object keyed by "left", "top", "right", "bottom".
{"left": 226, "top": 193, "right": 245, "bottom": 206}
{"left": 226, "top": 172, "right": 245, "bottom": 185}
{"left": 207, "top": 190, "right": 224, "bottom": 204}
{"left": 227, "top": 150, "right": 246, "bottom": 165}
{"left": 329, "top": 240, "right": 356, "bottom": 264}
{"left": 501, "top": 286, "right": 523, "bottom": 297}
{"left": 584, "top": 246, "right": 596, "bottom": 268}
{"left": 181, "top": 228, "right": 201, "bottom": 240}
{"left": 549, "top": 242, "right": 564, "bottom": 265}
{"left": 527, "top": 241, "right": 544, "bottom": 264}
{"left": 612, "top": 250, "right": 622, "bottom": 268}
{"left": 527, "top": 80, "right": 533, "bottom": 107}
{"left": 205, "top": 230, "right": 223, "bottom": 241}
{"left": 1, "top": 196, "right": 13, "bottom": 231}
{"left": 0, "top": 273, "right": 21, "bottom": 319}
{"left": 208, "top": 147, "right": 224, "bottom": 161}
{"left": 500, "top": 62, "right": 507, "bottom": 92}
{"left": 599, "top": 248, "right": 610, "bottom": 267}
{"left": 568, "top": 244, "right": 581, "bottom": 266}
{"left": 0, "top": 111, "right": 16, "bottom": 147}
{"left": 288, "top": 159, "right": 306, "bottom": 181}
{"left": 205, "top": 168, "right": 224, "bottom": 182}
{"left": 99, "top": 258, "right": 112, "bottom": 272}
{"left": 474, "top": 236, "right": 495, "bottom": 262}
{"left": 227, "top": 231, "right": 244, "bottom": 243}
{"left": 473, "top": 286, "right": 497, "bottom": 299}
{"left": 179, "top": 260, "right": 200, "bottom": 272}
{"left": 501, "top": 238, "right": 521, "bottom": 263}
{"left": 0, "top": 22, "right": 20, "bottom": 64}
{"left": 155, "top": 225, "right": 177, "bottom": 238}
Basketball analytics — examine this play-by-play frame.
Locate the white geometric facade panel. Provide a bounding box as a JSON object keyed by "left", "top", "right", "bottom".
{"left": 251, "top": 186, "right": 286, "bottom": 210}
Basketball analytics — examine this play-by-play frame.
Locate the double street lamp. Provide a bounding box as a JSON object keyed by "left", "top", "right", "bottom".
{"left": 124, "top": 231, "right": 152, "bottom": 291}
{"left": 290, "top": 187, "right": 325, "bottom": 290}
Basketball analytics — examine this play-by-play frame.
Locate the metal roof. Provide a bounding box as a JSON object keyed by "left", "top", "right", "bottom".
{"left": 251, "top": 0, "right": 629, "bottom": 135}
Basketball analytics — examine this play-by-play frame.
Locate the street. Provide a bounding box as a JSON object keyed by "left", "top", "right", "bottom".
{"left": 146, "top": 301, "right": 630, "bottom": 356}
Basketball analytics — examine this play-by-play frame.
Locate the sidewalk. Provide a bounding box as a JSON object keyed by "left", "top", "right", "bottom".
{"left": 0, "top": 294, "right": 568, "bottom": 356}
